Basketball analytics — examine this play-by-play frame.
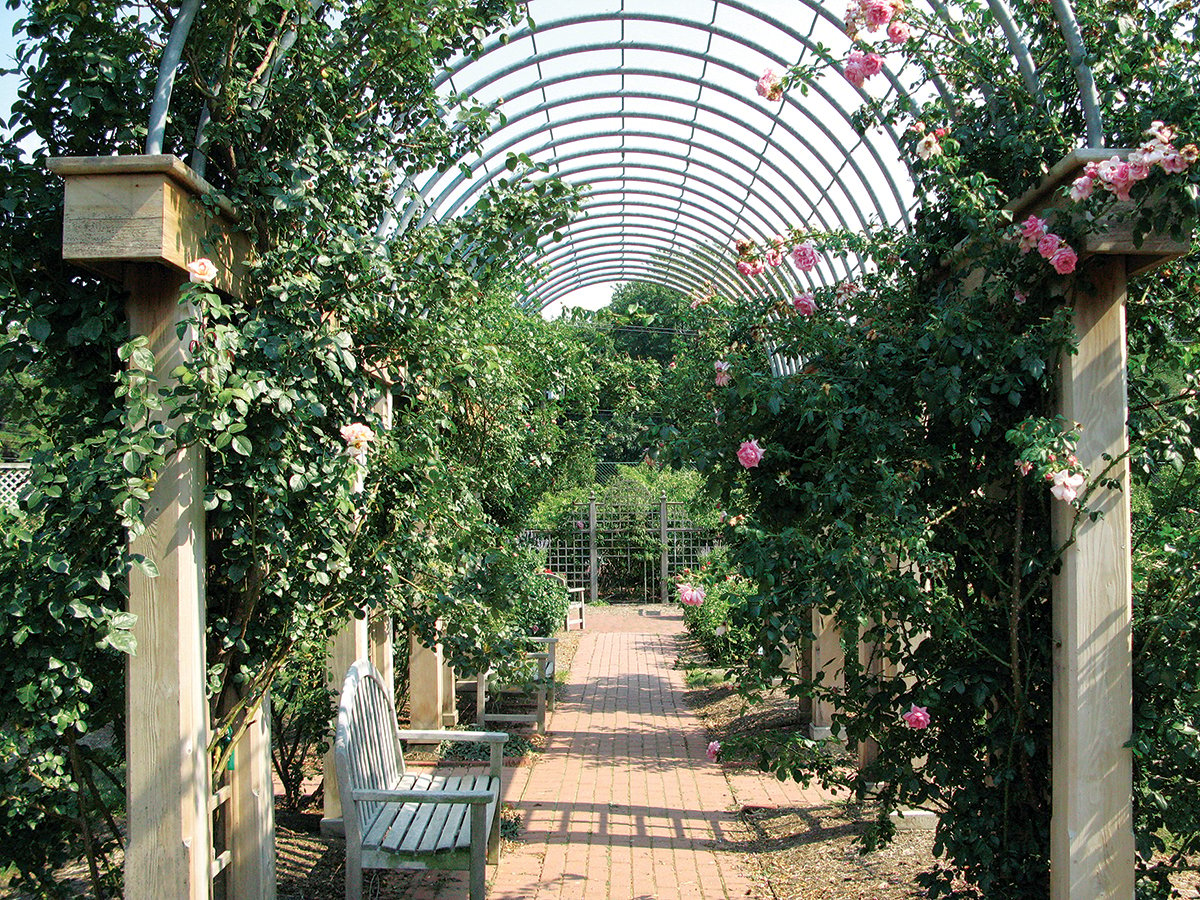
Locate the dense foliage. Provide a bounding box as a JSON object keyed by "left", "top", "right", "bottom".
{"left": 659, "top": 1, "right": 1200, "bottom": 897}
{"left": 0, "top": 1, "right": 584, "bottom": 894}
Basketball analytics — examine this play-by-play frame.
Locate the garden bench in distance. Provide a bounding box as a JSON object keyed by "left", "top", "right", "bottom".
{"left": 459, "top": 635, "right": 558, "bottom": 734}
{"left": 335, "top": 660, "right": 508, "bottom": 900}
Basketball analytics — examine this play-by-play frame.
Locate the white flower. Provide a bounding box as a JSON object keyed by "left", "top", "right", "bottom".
{"left": 1050, "top": 470, "right": 1086, "bottom": 503}
{"left": 916, "top": 133, "right": 942, "bottom": 160}
{"left": 186, "top": 258, "right": 218, "bottom": 284}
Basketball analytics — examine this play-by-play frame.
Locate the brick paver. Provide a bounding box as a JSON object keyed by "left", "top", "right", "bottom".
{"left": 379, "top": 606, "right": 810, "bottom": 899}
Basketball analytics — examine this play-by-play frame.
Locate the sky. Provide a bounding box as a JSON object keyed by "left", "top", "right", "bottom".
{"left": 0, "top": 4, "right": 21, "bottom": 125}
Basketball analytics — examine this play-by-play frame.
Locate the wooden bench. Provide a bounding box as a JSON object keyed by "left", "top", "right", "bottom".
{"left": 542, "top": 571, "right": 586, "bottom": 631}
{"left": 334, "top": 660, "right": 508, "bottom": 900}
{"left": 458, "top": 636, "right": 557, "bottom": 734}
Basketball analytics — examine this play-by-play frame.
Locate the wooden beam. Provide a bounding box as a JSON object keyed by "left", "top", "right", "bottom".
{"left": 227, "top": 694, "right": 277, "bottom": 899}
{"left": 1051, "top": 255, "right": 1135, "bottom": 900}
{"left": 409, "top": 632, "right": 447, "bottom": 736}
{"left": 809, "top": 609, "right": 844, "bottom": 740}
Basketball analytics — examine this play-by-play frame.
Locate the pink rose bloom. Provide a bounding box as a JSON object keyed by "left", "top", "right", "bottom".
{"left": 901, "top": 705, "right": 930, "bottom": 729}
{"left": 1097, "top": 157, "right": 1134, "bottom": 201}
{"left": 340, "top": 422, "right": 375, "bottom": 450}
{"left": 186, "top": 258, "right": 218, "bottom": 284}
{"left": 1020, "top": 215, "right": 1046, "bottom": 241}
{"left": 792, "top": 292, "right": 816, "bottom": 316}
{"left": 679, "top": 583, "right": 706, "bottom": 606}
{"left": 916, "top": 133, "right": 941, "bottom": 161}
{"left": 862, "top": 52, "right": 885, "bottom": 77}
{"left": 864, "top": 0, "right": 893, "bottom": 30}
{"left": 1051, "top": 245, "right": 1078, "bottom": 275}
{"left": 887, "top": 20, "right": 910, "bottom": 42}
{"left": 714, "top": 360, "right": 732, "bottom": 387}
{"left": 1013, "top": 290, "right": 1027, "bottom": 305}
{"left": 1037, "top": 233, "right": 1062, "bottom": 259}
{"left": 1015, "top": 459, "right": 1033, "bottom": 476}
{"left": 1069, "top": 175, "right": 1094, "bottom": 201}
{"left": 765, "top": 247, "right": 784, "bottom": 268}
{"left": 756, "top": 70, "right": 783, "bottom": 102}
{"left": 1161, "top": 152, "right": 1189, "bottom": 174}
{"left": 844, "top": 58, "right": 866, "bottom": 87}
{"left": 737, "top": 439, "right": 765, "bottom": 469}
{"left": 706, "top": 740, "right": 721, "bottom": 762}
{"left": 736, "top": 259, "right": 763, "bottom": 278}
{"left": 791, "top": 241, "right": 819, "bottom": 271}
{"left": 1050, "top": 469, "right": 1085, "bottom": 503}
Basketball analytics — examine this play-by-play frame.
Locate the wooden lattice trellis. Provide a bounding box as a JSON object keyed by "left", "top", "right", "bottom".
{"left": 0, "top": 463, "right": 30, "bottom": 509}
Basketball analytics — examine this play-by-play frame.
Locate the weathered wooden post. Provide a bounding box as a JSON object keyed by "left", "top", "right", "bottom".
{"left": 588, "top": 491, "right": 599, "bottom": 606}
{"left": 1008, "top": 149, "right": 1191, "bottom": 900}
{"left": 47, "top": 155, "right": 263, "bottom": 899}
{"left": 809, "top": 609, "right": 844, "bottom": 740}
{"left": 659, "top": 492, "right": 670, "bottom": 603}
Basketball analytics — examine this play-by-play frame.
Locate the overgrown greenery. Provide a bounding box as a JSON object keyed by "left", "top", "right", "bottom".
{"left": 658, "top": 1, "right": 1200, "bottom": 897}
{"left": 0, "top": 1, "right": 585, "bottom": 894}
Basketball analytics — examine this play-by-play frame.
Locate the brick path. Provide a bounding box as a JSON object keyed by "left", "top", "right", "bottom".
{"left": 377, "top": 606, "right": 839, "bottom": 899}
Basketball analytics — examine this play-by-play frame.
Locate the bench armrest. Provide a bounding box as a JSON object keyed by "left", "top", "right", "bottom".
{"left": 396, "top": 729, "right": 508, "bottom": 744}
{"left": 352, "top": 788, "right": 495, "bottom": 805}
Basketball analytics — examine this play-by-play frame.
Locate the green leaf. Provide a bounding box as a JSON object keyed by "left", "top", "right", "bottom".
{"left": 231, "top": 435, "right": 252, "bottom": 456}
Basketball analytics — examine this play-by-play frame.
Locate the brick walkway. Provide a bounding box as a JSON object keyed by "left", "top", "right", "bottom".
{"left": 379, "top": 606, "right": 838, "bottom": 899}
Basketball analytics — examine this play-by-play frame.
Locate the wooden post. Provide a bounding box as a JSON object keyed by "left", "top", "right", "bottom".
{"left": 48, "top": 155, "right": 256, "bottom": 900}
{"left": 588, "top": 492, "right": 599, "bottom": 606}
{"left": 1050, "top": 256, "right": 1134, "bottom": 900}
{"left": 227, "top": 695, "right": 276, "bottom": 899}
{"left": 408, "top": 631, "right": 446, "bottom": 734}
{"left": 809, "top": 608, "right": 844, "bottom": 740}
{"left": 440, "top": 658, "right": 459, "bottom": 727}
{"left": 366, "top": 382, "right": 394, "bottom": 706}
{"left": 320, "top": 614, "right": 370, "bottom": 836}
{"left": 1006, "top": 149, "right": 1190, "bottom": 900}
{"left": 659, "top": 492, "right": 669, "bottom": 604}
{"left": 123, "top": 264, "right": 213, "bottom": 900}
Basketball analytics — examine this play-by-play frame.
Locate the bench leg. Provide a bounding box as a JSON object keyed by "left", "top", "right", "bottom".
{"left": 536, "top": 687, "right": 547, "bottom": 734}
{"left": 476, "top": 673, "right": 487, "bottom": 727}
{"left": 345, "top": 844, "right": 363, "bottom": 900}
{"left": 471, "top": 803, "right": 488, "bottom": 900}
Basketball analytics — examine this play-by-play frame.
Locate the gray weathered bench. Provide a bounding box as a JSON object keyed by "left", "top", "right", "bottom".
{"left": 334, "top": 660, "right": 508, "bottom": 900}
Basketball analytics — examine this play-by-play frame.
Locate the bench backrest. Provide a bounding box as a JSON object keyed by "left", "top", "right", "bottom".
{"left": 334, "top": 660, "right": 406, "bottom": 843}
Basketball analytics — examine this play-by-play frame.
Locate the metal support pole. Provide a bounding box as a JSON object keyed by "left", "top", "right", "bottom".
{"left": 659, "top": 492, "right": 669, "bottom": 604}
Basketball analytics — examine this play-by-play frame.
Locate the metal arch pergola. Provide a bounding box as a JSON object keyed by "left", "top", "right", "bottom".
{"left": 146, "top": 1, "right": 1107, "bottom": 312}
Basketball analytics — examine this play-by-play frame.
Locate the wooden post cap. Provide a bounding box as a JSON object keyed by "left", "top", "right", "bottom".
{"left": 47, "top": 154, "right": 250, "bottom": 297}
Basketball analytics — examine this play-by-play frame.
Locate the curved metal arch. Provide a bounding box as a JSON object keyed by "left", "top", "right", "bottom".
{"left": 533, "top": 260, "right": 717, "bottom": 312}
{"left": 422, "top": 44, "right": 913, "bottom": 233}
{"left": 534, "top": 252, "right": 719, "bottom": 302}
{"left": 526, "top": 224, "right": 840, "bottom": 312}
{"left": 530, "top": 220, "right": 753, "bottom": 301}
{"left": 415, "top": 92, "right": 891, "bottom": 246}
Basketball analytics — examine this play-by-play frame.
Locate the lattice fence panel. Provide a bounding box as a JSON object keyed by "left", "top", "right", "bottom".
{"left": 524, "top": 499, "right": 718, "bottom": 604}
{"left": 0, "top": 463, "right": 30, "bottom": 510}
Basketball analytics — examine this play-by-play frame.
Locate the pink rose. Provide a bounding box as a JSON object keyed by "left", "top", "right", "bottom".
{"left": 1013, "top": 290, "right": 1027, "bottom": 305}
{"left": 1050, "top": 469, "right": 1085, "bottom": 502}
{"left": 737, "top": 439, "right": 765, "bottom": 469}
{"left": 1020, "top": 215, "right": 1046, "bottom": 241}
{"left": 792, "top": 292, "right": 816, "bottom": 316}
{"left": 1015, "top": 459, "right": 1033, "bottom": 476}
{"left": 862, "top": 52, "right": 885, "bottom": 77}
{"left": 887, "top": 20, "right": 910, "bottom": 42}
{"left": 1161, "top": 152, "right": 1189, "bottom": 174}
{"left": 679, "top": 583, "right": 706, "bottom": 606}
{"left": 765, "top": 247, "right": 784, "bottom": 268}
{"left": 186, "top": 258, "right": 218, "bottom": 284}
{"left": 844, "top": 58, "right": 866, "bottom": 87}
{"left": 791, "top": 242, "right": 819, "bottom": 272}
{"left": 714, "top": 360, "right": 732, "bottom": 387}
{"left": 1069, "top": 175, "right": 1093, "bottom": 201}
{"left": 901, "top": 705, "right": 930, "bottom": 729}
{"left": 340, "top": 422, "right": 376, "bottom": 450}
{"left": 916, "top": 133, "right": 941, "bottom": 160}
{"left": 737, "top": 259, "right": 765, "bottom": 277}
{"left": 1051, "top": 245, "right": 1078, "bottom": 275}
{"left": 756, "top": 70, "right": 783, "bottom": 102}
{"left": 864, "top": 0, "right": 894, "bottom": 30}
{"left": 1037, "top": 233, "right": 1062, "bottom": 259}
{"left": 706, "top": 740, "right": 721, "bottom": 762}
